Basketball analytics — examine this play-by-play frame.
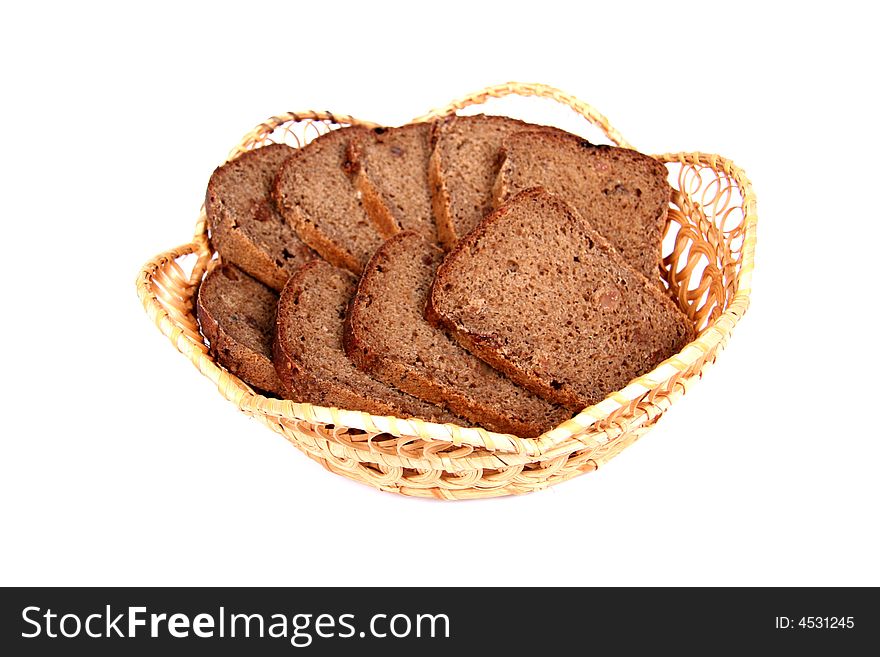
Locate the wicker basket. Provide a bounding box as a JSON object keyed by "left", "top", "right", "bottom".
{"left": 136, "top": 82, "right": 756, "bottom": 500}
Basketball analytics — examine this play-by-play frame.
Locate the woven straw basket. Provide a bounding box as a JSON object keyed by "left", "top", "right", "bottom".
{"left": 136, "top": 82, "right": 756, "bottom": 500}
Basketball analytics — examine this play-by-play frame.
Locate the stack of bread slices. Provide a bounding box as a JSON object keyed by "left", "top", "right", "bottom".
{"left": 197, "top": 115, "right": 694, "bottom": 438}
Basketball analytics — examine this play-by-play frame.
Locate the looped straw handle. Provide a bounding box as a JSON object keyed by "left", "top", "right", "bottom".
{"left": 412, "top": 81, "right": 633, "bottom": 149}
{"left": 230, "top": 110, "right": 382, "bottom": 161}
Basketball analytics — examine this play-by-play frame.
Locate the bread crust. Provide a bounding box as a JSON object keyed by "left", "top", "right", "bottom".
{"left": 279, "top": 202, "right": 362, "bottom": 274}
{"left": 345, "top": 133, "right": 402, "bottom": 239}
{"left": 428, "top": 137, "right": 456, "bottom": 250}
{"left": 348, "top": 123, "right": 441, "bottom": 245}
{"left": 272, "top": 127, "right": 382, "bottom": 275}
{"left": 428, "top": 115, "right": 567, "bottom": 249}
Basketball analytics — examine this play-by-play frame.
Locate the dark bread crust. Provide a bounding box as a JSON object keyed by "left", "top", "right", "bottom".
{"left": 346, "top": 123, "right": 438, "bottom": 242}
{"left": 493, "top": 130, "right": 671, "bottom": 281}
{"left": 428, "top": 137, "right": 454, "bottom": 249}
{"left": 273, "top": 127, "right": 384, "bottom": 274}
{"left": 426, "top": 188, "right": 695, "bottom": 410}
{"left": 205, "top": 143, "right": 316, "bottom": 291}
{"left": 346, "top": 134, "right": 400, "bottom": 239}
{"left": 344, "top": 232, "right": 570, "bottom": 437}
{"left": 428, "top": 114, "right": 564, "bottom": 249}
{"left": 196, "top": 264, "right": 285, "bottom": 396}
{"left": 274, "top": 260, "right": 458, "bottom": 422}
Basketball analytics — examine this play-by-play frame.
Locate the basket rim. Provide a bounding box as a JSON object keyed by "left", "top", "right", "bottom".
{"left": 136, "top": 83, "right": 756, "bottom": 463}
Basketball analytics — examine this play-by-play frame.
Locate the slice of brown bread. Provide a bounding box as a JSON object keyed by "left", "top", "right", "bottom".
{"left": 274, "top": 260, "right": 458, "bottom": 422}
{"left": 206, "top": 143, "right": 316, "bottom": 291}
{"left": 429, "top": 114, "right": 562, "bottom": 249}
{"left": 344, "top": 232, "right": 571, "bottom": 437}
{"left": 196, "top": 263, "right": 285, "bottom": 396}
{"left": 494, "top": 131, "right": 670, "bottom": 280}
{"left": 346, "top": 123, "right": 438, "bottom": 242}
{"left": 426, "top": 188, "right": 695, "bottom": 411}
{"left": 273, "top": 127, "right": 385, "bottom": 274}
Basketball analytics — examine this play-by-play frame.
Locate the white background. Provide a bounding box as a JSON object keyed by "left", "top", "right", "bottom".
{"left": 1, "top": 1, "right": 877, "bottom": 587}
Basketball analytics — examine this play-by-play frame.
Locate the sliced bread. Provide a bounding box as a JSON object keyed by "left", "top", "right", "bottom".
{"left": 426, "top": 188, "right": 695, "bottom": 411}
{"left": 273, "top": 127, "right": 384, "bottom": 274}
{"left": 494, "top": 131, "right": 670, "bottom": 280}
{"left": 205, "top": 143, "right": 316, "bottom": 291}
{"left": 429, "top": 114, "right": 558, "bottom": 249}
{"left": 344, "top": 232, "right": 570, "bottom": 437}
{"left": 346, "top": 123, "right": 438, "bottom": 242}
{"left": 274, "top": 260, "right": 458, "bottom": 422}
{"left": 196, "top": 263, "right": 285, "bottom": 396}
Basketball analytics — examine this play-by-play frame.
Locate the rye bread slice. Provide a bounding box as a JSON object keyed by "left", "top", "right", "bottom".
{"left": 273, "top": 127, "right": 384, "bottom": 274}
{"left": 426, "top": 188, "right": 695, "bottom": 411}
{"left": 346, "top": 123, "right": 438, "bottom": 242}
{"left": 494, "top": 131, "right": 670, "bottom": 280}
{"left": 196, "top": 263, "right": 285, "bottom": 396}
{"left": 429, "top": 114, "right": 559, "bottom": 249}
{"left": 345, "top": 232, "right": 570, "bottom": 437}
{"left": 205, "top": 144, "right": 316, "bottom": 291}
{"left": 274, "top": 260, "right": 457, "bottom": 422}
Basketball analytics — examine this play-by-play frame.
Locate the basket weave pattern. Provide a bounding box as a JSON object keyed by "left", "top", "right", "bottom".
{"left": 136, "top": 83, "right": 756, "bottom": 499}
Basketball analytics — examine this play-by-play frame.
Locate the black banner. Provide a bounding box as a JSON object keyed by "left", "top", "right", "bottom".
{"left": 1, "top": 587, "right": 875, "bottom": 654}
